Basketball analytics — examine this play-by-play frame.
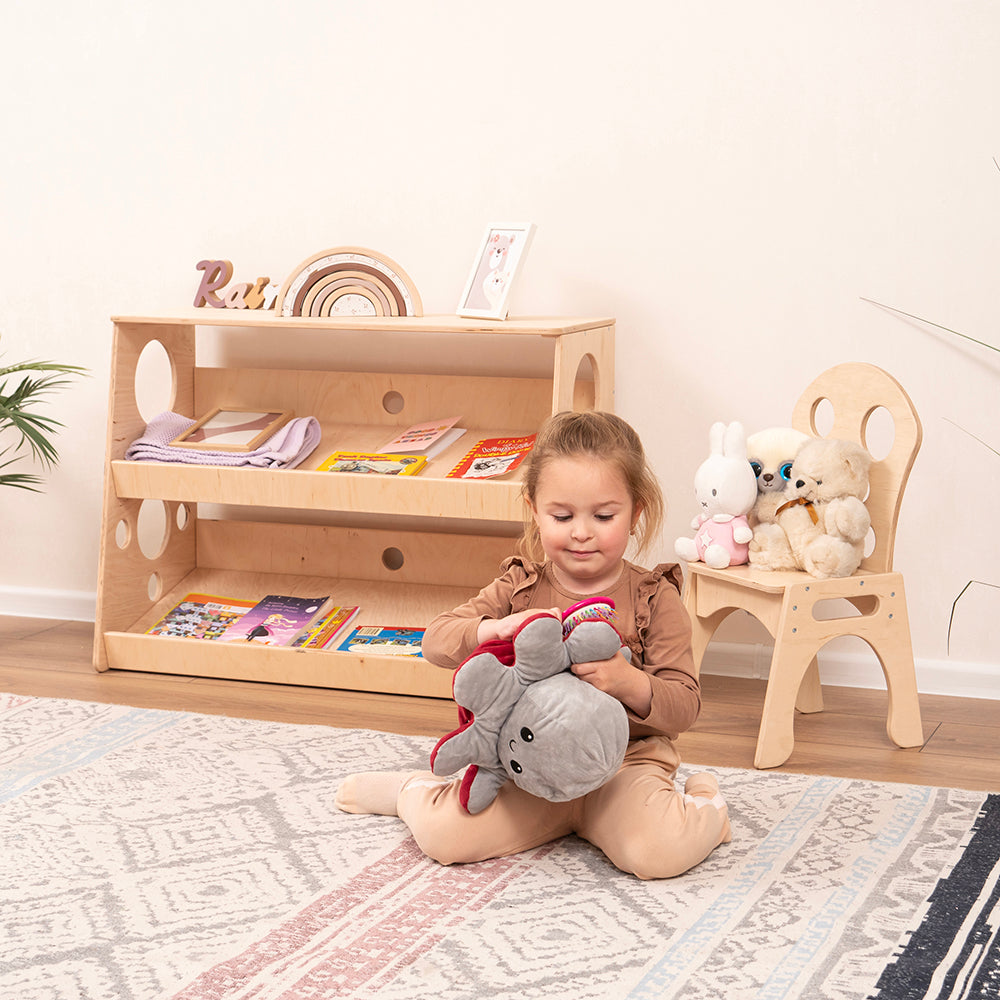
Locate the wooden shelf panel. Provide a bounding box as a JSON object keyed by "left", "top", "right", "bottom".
{"left": 111, "top": 364, "right": 553, "bottom": 520}
{"left": 103, "top": 633, "right": 454, "bottom": 699}
{"left": 94, "top": 521, "right": 516, "bottom": 678}
{"left": 99, "top": 549, "right": 500, "bottom": 699}
{"left": 112, "top": 312, "right": 615, "bottom": 337}
{"left": 110, "top": 461, "right": 526, "bottom": 520}
{"left": 191, "top": 368, "right": 555, "bottom": 442}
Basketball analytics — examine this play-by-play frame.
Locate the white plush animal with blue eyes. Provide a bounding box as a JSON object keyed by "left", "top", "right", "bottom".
{"left": 746, "top": 427, "right": 810, "bottom": 528}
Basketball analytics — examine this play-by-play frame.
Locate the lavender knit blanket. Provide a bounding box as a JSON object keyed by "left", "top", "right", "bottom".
{"left": 124, "top": 411, "right": 321, "bottom": 469}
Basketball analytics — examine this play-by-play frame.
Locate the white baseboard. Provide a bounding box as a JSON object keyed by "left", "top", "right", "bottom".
{"left": 1, "top": 586, "right": 996, "bottom": 701}
{"left": 702, "top": 641, "right": 1000, "bottom": 702}
{"left": 0, "top": 586, "right": 97, "bottom": 623}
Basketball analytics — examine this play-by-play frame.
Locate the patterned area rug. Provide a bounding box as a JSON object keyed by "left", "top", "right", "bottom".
{"left": 1, "top": 693, "right": 997, "bottom": 1000}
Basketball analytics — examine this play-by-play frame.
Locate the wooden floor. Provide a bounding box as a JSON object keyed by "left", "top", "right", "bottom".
{"left": 2, "top": 615, "right": 997, "bottom": 793}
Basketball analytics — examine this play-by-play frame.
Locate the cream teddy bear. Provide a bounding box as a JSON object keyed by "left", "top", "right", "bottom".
{"left": 748, "top": 437, "right": 872, "bottom": 579}
{"left": 746, "top": 426, "right": 811, "bottom": 528}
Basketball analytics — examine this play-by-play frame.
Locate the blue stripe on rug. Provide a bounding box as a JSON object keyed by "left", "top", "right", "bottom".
{"left": 757, "top": 782, "right": 936, "bottom": 999}
{"left": 628, "top": 777, "right": 938, "bottom": 999}
{"left": 628, "top": 775, "right": 848, "bottom": 997}
{"left": 0, "top": 703, "right": 187, "bottom": 804}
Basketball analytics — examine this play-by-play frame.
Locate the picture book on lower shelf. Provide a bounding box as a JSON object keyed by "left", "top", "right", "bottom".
{"left": 317, "top": 452, "right": 427, "bottom": 476}
{"left": 146, "top": 593, "right": 257, "bottom": 640}
{"left": 216, "top": 595, "right": 330, "bottom": 646}
{"left": 334, "top": 625, "right": 425, "bottom": 657}
{"left": 446, "top": 434, "right": 536, "bottom": 479}
{"left": 291, "top": 605, "right": 361, "bottom": 649}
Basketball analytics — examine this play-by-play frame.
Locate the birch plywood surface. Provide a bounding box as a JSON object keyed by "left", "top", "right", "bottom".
{"left": 96, "top": 313, "right": 613, "bottom": 699}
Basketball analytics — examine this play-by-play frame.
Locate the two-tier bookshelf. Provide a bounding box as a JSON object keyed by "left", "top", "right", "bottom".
{"left": 93, "top": 312, "right": 615, "bottom": 698}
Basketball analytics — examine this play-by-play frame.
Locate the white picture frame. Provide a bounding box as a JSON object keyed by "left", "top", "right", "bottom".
{"left": 457, "top": 222, "right": 536, "bottom": 320}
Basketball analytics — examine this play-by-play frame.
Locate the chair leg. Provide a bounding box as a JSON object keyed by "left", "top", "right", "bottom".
{"left": 795, "top": 657, "right": 824, "bottom": 714}
{"left": 755, "top": 638, "right": 818, "bottom": 769}
{"left": 870, "top": 586, "right": 924, "bottom": 748}
{"left": 689, "top": 607, "right": 731, "bottom": 677}
{"left": 682, "top": 574, "right": 733, "bottom": 678}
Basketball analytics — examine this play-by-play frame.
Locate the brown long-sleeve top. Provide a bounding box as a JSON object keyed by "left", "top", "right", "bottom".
{"left": 421, "top": 556, "right": 700, "bottom": 741}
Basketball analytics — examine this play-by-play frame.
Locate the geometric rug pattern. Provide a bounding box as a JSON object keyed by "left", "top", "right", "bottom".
{"left": 1, "top": 692, "right": 996, "bottom": 999}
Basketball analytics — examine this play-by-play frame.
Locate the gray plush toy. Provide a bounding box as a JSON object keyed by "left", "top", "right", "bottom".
{"left": 430, "top": 601, "right": 630, "bottom": 814}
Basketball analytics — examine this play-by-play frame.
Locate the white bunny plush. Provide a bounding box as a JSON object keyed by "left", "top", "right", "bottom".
{"left": 675, "top": 421, "right": 759, "bottom": 569}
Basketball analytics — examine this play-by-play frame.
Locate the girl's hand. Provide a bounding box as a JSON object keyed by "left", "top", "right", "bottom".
{"left": 572, "top": 650, "right": 653, "bottom": 718}
{"left": 477, "top": 607, "right": 561, "bottom": 644}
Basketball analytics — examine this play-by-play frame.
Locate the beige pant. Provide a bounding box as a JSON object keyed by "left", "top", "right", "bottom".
{"left": 397, "top": 736, "right": 730, "bottom": 880}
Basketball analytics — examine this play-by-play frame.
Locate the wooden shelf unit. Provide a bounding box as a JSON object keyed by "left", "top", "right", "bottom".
{"left": 93, "top": 311, "right": 615, "bottom": 698}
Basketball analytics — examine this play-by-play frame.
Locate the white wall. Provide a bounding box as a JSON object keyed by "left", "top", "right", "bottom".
{"left": 2, "top": 2, "right": 998, "bottom": 694}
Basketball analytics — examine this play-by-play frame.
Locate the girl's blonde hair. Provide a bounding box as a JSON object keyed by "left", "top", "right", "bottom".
{"left": 519, "top": 410, "right": 665, "bottom": 563}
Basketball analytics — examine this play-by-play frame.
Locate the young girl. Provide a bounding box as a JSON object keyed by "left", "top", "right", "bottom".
{"left": 336, "top": 410, "right": 731, "bottom": 880}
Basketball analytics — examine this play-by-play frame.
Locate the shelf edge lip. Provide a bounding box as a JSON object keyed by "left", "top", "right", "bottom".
{"left": 109, "top": 460, "right": 525, "bottom": 520}
{"left": 109, "top": 312, "right": 615, "bottom": 336}
{"left": 101, "top": 631, "right": 455, "bottom": 698}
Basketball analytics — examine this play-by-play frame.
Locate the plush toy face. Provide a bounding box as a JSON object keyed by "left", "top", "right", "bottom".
{"left": 789, "top": 437, "right": 871, "bottom": 504}
{"left": 747, "top": 427, "right": 810, "bottom": 495}
{"left": 498, "top": 672, "right": 628, "bottom": 802}
{"left": 692, "top": 421, "right": 758, "bottom": 518}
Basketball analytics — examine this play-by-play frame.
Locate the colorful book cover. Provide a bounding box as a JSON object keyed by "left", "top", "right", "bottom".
{"left": 316, "top": 451, "right": 428, "bottom": 476}
{"left": 291, "top": 605, "right": 361, "bottom": 649}
{"left": 377, "top": 416, "right": 464, "bottom": 456}
{"left": 446, "top": 434, "right": 537, "bottom": 479}
{"left": 217, "top": 595, "right": 330, "bottom": 646}
{"left": 334, "top": 625, "right": 425, "bottom": 657}
{"left": 146, "top": 593, "right": 257, "bottom": 640}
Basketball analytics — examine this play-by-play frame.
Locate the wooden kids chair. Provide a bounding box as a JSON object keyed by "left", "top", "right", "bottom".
{"left": 682, "top": 362, "right": 925, "bottom": 768}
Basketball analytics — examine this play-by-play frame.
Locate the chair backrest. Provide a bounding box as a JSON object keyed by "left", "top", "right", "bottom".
{"left": 791, "top": 362, "right": 922, "bottom": 573}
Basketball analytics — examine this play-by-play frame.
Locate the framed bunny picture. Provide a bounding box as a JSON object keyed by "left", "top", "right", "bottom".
{"left": 457, "top": 223, "right": 536, "bottom": 320}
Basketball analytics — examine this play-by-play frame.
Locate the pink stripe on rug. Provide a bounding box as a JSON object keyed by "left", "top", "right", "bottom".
{"left": 171, "top": 836, "right": 555, "bottom": 999}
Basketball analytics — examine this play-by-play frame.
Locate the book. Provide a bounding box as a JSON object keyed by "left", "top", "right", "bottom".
{"left": 446, "top": 433, "right": 537, "bottom": 479}
{"left": 291, "top": 605, "right": 361, "bottom": 649}
{"left": 334, "top": 625, "right": 425, "bottom": 657}
{"left": 146, "top": 592, "right": 257, "bottom": 640}
{"left": 217, "top": 594, "right": 330, "bottom": 646}
{"left": 377, "top": 416, "right": 466, "bottom": 458}
{"left": 316, "top": 451, "right": 428, "bottom": 476}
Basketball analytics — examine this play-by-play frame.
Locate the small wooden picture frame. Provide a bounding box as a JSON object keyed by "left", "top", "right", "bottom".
{"left": 170, "top": 407, "right": 294, "bottom": 452}
{"left": 457, "top": 222, "right": 536, "bottom": 320}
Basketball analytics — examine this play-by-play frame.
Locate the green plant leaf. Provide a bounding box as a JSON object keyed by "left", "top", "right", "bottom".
{"left": 0, "top": 353, "right": 87, "bottom": 489}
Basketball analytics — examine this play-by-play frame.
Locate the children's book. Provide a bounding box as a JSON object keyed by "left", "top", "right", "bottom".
{"left": 446, "top": 434, "right": 537, "bottom": 479}
{"left": 291, "top": 605, "right": 361, "bottom": 649}
{"left": 334, "top": 625, "right": 425, "bottom": 657}
{"left": 146, "top": 592, "right": 257, "bottom": 640}
{"left": 376, "top": 416, "right": 466, "bottom": 458}
{"left": 316, "top": 451, "right": 428, "bottom": 476}
{"left": 217, "top": 595, "right": 330, "bottom": 646}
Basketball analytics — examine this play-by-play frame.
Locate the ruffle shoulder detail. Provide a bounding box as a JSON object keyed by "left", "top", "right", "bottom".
{"left": 499, "top": 555, "right": 544, "bottom": 613}
{"left": 632, "top": 561, "right": 684, "bottom": 646}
